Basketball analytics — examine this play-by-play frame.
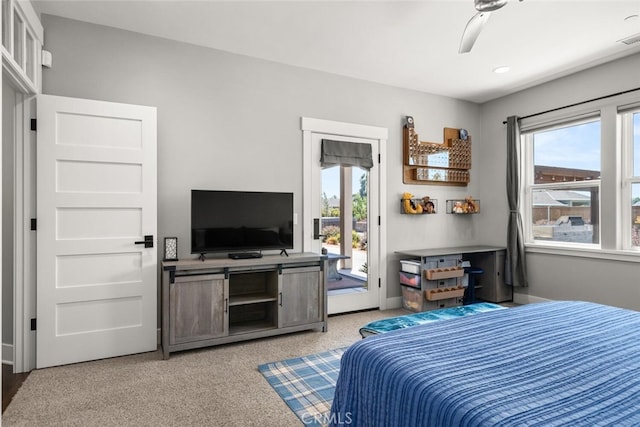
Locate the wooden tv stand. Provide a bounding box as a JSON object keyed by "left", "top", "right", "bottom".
{"left": 161, "top": 253, "right": 327, "bottom": 359}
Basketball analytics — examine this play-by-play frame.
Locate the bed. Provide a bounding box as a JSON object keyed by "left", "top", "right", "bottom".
{"left": 330, "top": 301, "right": 640, "bottom": 426}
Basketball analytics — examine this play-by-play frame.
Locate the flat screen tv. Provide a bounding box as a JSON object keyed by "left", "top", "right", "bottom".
{"left": 191, "top": 190, "right": 294, "bottom": 257}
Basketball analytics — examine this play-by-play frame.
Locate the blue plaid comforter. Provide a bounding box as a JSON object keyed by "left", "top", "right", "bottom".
{"left": 330, "top": 301, "right": 640, "bottom": 426}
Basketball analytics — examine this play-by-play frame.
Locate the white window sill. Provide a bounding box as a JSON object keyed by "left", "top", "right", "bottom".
{"left": 525, "top": 243, "right": 640, "bottom": 263}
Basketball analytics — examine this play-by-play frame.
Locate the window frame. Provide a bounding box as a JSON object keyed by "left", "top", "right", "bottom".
{"left": 620, "top": 108, "right": 640, "bottom": 250}
{"left": 518, "top": 92, "right": 640, "bottom": 258}
{"left": 522, "top": 116, "right": 602, "bottom": 250}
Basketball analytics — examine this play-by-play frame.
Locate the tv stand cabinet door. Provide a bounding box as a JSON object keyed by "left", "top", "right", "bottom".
{"left": 170, "top": 274, "right": 228, "bottom": 345}
{"left": 279, "top": 266, "right": 323, "bottom": 328}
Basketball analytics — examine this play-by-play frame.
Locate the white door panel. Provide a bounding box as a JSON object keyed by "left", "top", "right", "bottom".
{"left": 37, "top": 94, "right": 157, "bottom": 368}
{"left": 56, "top": 160, "right": 143, "bottom": 193}
{"left": 56, "top": 252, "right": 142, "bottom": 287}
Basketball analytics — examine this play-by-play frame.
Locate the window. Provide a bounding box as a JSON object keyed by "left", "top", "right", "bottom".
{"left": 623, "top": 110, "right": 640, "bottom": 248}
{"left": 632, "top": 182, "right": 640, "bottom": 247}
{"left": 521, "top": 97, "right": 640, "bottom": 254}
{"left": 25, "top": 29, "right": 34, "bottom": 81}
{"left": 523, "top": 118, "right": 601, "bottom": 246}
{"left": 2, "top": 0, "right": 9, "bottom": 51}
{"left": 13, "top": 10, "right": 23, "bottom": 67}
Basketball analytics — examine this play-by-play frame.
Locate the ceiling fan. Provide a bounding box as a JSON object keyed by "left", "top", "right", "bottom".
{"left": 459, "top": 0, "right": 521, "bottom": 54}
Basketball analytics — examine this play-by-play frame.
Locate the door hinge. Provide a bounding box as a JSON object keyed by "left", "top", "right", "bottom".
{"left": 30, "top": 119, "right": 37, "bottom": 131}
{"left": 31, "top": 318, "right": 37, "bottom": 331}
{"left": 378, "top": 153, "right": 381, "bottom": 163}
{"left": 30, "top": 218, "right": 37, "bottom": 231}
{"left": 378, "top": 216, "right": 381, "bottom": 226}
{"left": 378, "top": 278, "right": 381, "bottom": 288}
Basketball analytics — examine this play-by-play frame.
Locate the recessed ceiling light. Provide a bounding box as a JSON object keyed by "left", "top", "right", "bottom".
{"left": 493, "top": 66, "right": 510, "bottom": 74}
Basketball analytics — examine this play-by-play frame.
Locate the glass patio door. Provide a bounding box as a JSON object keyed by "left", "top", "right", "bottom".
{"left": 310, "top": 134, "right": 380, "bottom": 314}
{"left": 321, "top": 165, "right": 368, "bottom": 294}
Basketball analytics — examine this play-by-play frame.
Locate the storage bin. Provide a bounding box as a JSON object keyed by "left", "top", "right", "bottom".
{"left": 399, "top": 271, "right": 421, "bottom": 288}
{"left": 422, "top": 260, "right": 438, "bottom": 270}
{"left": 400, "top": 260, "right": 420, "bottom": 274}
{"left": 401, "top": 285, "right": 424, "bottom": 312}
{"left": 422, "top": 255, "right": 460, "bottom": 271}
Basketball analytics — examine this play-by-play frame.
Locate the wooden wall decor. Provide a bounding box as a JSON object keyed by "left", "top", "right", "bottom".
{"left": 403, "top": 118, "right": 471, "bottom": 186}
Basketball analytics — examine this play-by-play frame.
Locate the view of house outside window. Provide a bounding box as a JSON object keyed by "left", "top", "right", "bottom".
{"left": 528, "top": 119, "right": 601, "bottom": 245}
{"left": 523, "top": 100, "right": 640, "bottom": 251}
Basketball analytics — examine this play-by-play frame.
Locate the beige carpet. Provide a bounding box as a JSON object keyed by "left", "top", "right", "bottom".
{"left": 2, "top": 308, "right": 406, "bottom": 427}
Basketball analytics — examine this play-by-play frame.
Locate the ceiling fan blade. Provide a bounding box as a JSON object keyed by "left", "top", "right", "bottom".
{"left": 458, "top": 11, "right": 492, "bottom": 54}
{"left": 474, "top": 0, "right": 508, "bottom": 13}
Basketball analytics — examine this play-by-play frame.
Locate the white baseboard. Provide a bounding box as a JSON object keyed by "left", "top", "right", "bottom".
{"left": 513, "top": 292, "right": 552, "bottom": 305}
{"left": 3, "top": 343, "right": 14, "bottom": 365}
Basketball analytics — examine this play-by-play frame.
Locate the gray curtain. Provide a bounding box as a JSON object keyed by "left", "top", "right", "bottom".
{"left": 321, "top": 139, "right": 373, "bottom": 170}
{"left": 505, "top": 116, "right": 528, "bottom": 287}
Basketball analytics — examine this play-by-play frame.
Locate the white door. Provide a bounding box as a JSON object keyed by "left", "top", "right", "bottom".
{"left": 302, "top": 118, "right": 387, "bottom": 315}
{"left": 310, "top": 133, "right": 380, "bottom": 314}
{"left": 36, "top": 94, "right": 157, "bottom": 368}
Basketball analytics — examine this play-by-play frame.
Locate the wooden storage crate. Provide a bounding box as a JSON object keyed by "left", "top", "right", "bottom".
{"left": 425, "top": 286, "right": 465, "bottom": 302}
{"left": 425, "top": 266, "right": 464, "bottom": 280}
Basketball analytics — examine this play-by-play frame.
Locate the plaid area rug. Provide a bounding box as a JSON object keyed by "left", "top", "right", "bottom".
{"left": 258, "top": 347, "right": 346, "bottom": 427}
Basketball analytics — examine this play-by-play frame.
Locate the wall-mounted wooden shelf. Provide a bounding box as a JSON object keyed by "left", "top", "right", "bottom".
{"left": 403, "top": 124, "right": 471, "bottom": 186}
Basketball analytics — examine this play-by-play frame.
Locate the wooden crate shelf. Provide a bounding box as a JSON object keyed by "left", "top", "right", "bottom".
{"left": 402, "top": 121, "right": 471, "bottom": 186}
{"left": 425, "top": 266, "right": 464, "bottom": 280}
{"left": 425, "top": 286, "right": 465, "bottom": 301}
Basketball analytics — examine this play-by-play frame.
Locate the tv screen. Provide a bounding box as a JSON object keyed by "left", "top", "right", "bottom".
{"left": 191, "top": 190, "right": 294, "bottom": 255}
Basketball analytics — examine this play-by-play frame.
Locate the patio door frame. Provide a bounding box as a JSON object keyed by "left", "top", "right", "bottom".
{"left": 301, "top": 117, "right": 388, "bottom": 312}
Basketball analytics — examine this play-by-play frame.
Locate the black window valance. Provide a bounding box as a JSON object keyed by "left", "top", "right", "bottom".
{"left": 320, "top": 139, "right": 373, "bottom": 170}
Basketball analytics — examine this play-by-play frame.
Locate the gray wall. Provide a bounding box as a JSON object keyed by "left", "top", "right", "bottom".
{"left": 41, "top": 14, "right": 639, "bottom": 315}
{"left": 40, "top": 14, "right": 482, "bottom": 303}
{"left": 479, "top": 53, "right": 640, "bottom": 310}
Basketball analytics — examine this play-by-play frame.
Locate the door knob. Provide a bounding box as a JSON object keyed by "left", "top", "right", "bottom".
{"left": 134, "top": 235, "right": 154, "bottom": 248}
{"left": 313, "top": 218, "right": 325, "bottom": 240}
